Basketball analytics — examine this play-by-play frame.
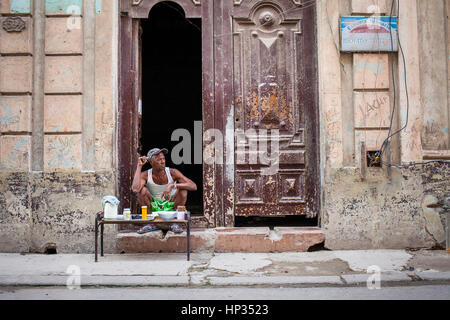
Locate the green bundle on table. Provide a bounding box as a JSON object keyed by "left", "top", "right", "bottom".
{"left": 151, "top": 199, "right": 174, "bottom": 212}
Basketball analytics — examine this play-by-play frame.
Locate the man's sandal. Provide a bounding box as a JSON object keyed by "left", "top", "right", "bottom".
{"left": 137, "top": 225, "right": 159, "bottom": 234}
{"left": 169, "top": 224, "right": 184, "bottom": 234}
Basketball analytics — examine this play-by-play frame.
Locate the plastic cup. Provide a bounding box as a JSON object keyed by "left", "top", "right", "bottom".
{"left": 177, "top": 206, "right": 186, "bottom": 220}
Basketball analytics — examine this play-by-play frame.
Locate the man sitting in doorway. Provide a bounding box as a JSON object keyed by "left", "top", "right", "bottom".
{"left": 132, "top": 148, "right": 197, "bottom": 234}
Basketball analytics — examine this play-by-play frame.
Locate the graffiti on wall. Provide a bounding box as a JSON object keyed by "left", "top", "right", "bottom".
{"left": 7, "top": 138, "right": 28, "bottom": 166}
{"left": 46, "top": 136, "right": 79, "bottom": 169}
{"left": 355, "top": 93, "right": 390, "bottom": 129}
{"left": 0, "top": 98, "right": 20, "bottom": 129}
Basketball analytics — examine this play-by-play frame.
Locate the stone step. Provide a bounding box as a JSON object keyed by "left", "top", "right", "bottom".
{"left": 116, "top": 227, "right": 325, "bottom": 253}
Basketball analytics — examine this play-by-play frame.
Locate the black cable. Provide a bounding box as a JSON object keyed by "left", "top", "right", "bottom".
{"left": 381, "top": 0, "right": 397, "bottom": 153}
{"left": 379, "top": 159, "right": 450, "bottom": 169}
{"left": 368, "top": 1, "right": 448, "bottom": 170}
{"left": 375, "top": 0, "right": 397, "bottom": 162}
{"left": 373, "top": 0, "right": 410, "bottom": 165}
{"left": 380, "top": 0, "right": 409, "bottom": 151}
{"left": 367, "top": 0, "right": 397, "bottom": 167}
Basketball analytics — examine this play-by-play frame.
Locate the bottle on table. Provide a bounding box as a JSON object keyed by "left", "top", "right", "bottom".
{"left": 142, "top": 206, "right": 148, "bottom": 220}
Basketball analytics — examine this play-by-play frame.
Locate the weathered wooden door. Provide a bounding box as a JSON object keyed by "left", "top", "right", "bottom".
{"left": 216, "top": 0, "right": 320, "bottom": 224}
{"left": 119, "top": 0, "right": 319, "bottom": 226}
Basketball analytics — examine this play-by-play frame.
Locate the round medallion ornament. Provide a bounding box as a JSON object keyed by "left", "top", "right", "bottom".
{"left": 259, "top": 11, "right": 275, "bottom": 27}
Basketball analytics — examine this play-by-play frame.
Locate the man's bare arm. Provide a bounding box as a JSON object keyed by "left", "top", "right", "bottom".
{"left": 170, "top": 168, "right": 197, "bottom": 191}
{"left": 132, "top": 156, "right": 148, "bottom": 193}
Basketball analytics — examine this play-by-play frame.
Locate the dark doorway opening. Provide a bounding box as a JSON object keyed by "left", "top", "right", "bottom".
{"left": 140, "top": 2, "right": 203, "bottom": 215}
{"left": 235, "top": 215, "right": 318, "bottom": 229}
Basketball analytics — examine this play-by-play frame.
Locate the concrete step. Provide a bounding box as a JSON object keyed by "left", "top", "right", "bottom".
{"left": 116, "top": 227, "right": 325, "bottom": 253}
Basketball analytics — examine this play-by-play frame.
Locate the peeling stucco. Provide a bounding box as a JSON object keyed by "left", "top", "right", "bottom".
{"left": 422, "top": 195, "right": 446, "bottom": 244}
{"left": 323, "top": 163, "right": 449, "bottom": 250}
{"left": 0, "top": 171, "right": 116, "bottom": 253}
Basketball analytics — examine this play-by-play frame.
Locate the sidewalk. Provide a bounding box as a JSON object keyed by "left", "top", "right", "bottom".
{"left": 0, "top": 249, "right": 449, "bottom": 287}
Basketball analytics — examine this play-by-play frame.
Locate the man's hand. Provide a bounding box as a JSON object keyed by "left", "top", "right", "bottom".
{"left": 132, "top": 157, "right": 148, "bottom": 193}
{"left": 162, "top": 184, "right": 175, "bottom": 200}
{"left": 138, "top": 156, "right": 148, "bottom": 167}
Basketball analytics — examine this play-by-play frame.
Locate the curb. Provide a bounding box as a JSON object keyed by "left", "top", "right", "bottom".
{"left": 342, "top": 272, "right": 411, "bottom": 284}
{"left": 207, "top": 275, "right": 343, "bottom": 286}
{"left": 1, "top": 272, "right": 450, "bottom": 287}
{"left": 414, "top": 272, "right": 450, "bottom": 281}
{"left": 0, "top": 275, "right": 190, "bottom": 287}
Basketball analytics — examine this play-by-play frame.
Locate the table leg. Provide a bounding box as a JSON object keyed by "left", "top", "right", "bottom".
{"left": 101, "top": 223, "right": 104, "bottom": 257}
{"left": 187, "top": 212, "right": 190, "bottom": 261}
{"left": 94, "top": 215, "right": 98, "bottom": 262}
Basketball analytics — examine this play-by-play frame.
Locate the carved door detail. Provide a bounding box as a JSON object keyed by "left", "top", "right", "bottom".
{"left": 229, "top": 0, "right": 320, "bottom": 218}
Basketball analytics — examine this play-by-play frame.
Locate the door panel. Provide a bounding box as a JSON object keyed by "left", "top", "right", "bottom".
{"left": 227, "top": 0, "right": 320, "bottom": 218}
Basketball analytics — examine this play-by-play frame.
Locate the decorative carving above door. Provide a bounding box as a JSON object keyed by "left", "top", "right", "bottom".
{"left": 234, "top": 0, "right": 303, "bottom": 6}
{"left": 122, "top": 0, "right": 202, "bottom": 18}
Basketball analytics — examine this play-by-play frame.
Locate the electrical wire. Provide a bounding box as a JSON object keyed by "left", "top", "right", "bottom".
{"left": 367, "top": 0, "right": 448, "bottom": 170}
{"left": 379, "top": 159, "right": 450, "bottom": 169}
{"left": 371, "top": 0, "right": 412, "bottom": 167}
{"left": 381, "top": 0, "right": 398, "bottom": 153}
{"left": 369, "top": 0, "right": 396, "bottom": 167}
{"left": 365, "top": 0, "right": 387, "bottom": 167}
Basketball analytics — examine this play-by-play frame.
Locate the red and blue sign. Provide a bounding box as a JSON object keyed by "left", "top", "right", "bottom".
{"left": 341, "top": 16, "right": 398, "bottom": 52}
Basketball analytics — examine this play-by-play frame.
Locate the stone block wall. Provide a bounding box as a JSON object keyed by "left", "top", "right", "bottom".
{"left": 418, "top": 0, "right": 449, "bottom": 152}
{"left": 0, "top": 0, "right": 118, "bottom": 253}
{"left": 317, "top": 0, "right": 449, "bottom": 249}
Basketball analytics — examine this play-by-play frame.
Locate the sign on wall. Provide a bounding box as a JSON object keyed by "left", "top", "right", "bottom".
{"left": 341, "top": 16, "right": 398, "bottom": 52}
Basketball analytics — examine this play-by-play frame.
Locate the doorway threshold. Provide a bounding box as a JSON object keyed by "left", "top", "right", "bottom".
{"left": 235, "top": 215, "right": 319, "bottom": 229}
{"left": 116, "top": 226, "right": 325, "bottom": 253}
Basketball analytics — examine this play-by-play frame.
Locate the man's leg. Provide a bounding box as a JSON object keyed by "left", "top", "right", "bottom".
{"left": 138, "top": 187, "right": 152, "bottom": 208}
{"left": 170, "top": 189, "right": 188, "bottom": 233}
{"left": 173, "top": 189, "right": 188, "bottom": 208}
{"left": 136, "top": 188, "right": 159, "bottom": 233}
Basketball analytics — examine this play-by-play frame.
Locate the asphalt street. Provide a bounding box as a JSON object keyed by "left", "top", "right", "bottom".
{"left": 1, "top": 284, "right": 449, "bottom": 300}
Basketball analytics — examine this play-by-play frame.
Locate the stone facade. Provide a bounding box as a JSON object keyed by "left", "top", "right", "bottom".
{"left": 317, "top": 0, "right": 449, "bottom": 250}
{"left": 0, "top": 0, "right": 117, "bottom": 253}
{"left": 0, "top": 0, "right": 449, "bottom": 253}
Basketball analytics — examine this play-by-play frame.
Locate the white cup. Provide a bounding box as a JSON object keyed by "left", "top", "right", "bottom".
{"left": 177, "top": 211, "right": 185, "bottom": 220}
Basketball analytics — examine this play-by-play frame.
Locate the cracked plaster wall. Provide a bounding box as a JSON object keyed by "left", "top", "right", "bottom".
{"left": 322, "top": 164, "right": 449, "bottom": 250}
{"left": 0, "top": 0, "right": 118, "bottom": 253}
{"left": 317, "top": 0, "right": 449, "bottom": 250}
{"left": 0, "top": 171, "right": 117, "bottom": 253}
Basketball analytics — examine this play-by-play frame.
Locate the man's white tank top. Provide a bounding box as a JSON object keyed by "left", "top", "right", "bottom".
{"left": 146, "top": 167, "right": 174, "bottom": 201}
